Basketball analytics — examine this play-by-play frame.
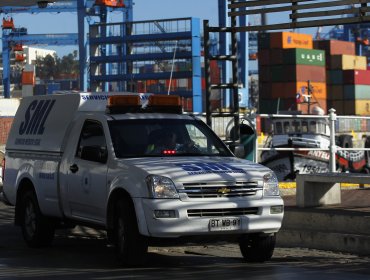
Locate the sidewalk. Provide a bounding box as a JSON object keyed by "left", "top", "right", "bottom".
{"left": 278, "top": 187, "right": 370, "bottom": 256}
{"left": 282, "top": 186, "right": 370, "bottom": 209}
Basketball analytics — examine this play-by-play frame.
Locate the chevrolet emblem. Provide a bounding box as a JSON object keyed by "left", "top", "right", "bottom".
{"left": 217, "top": 187, "right": 231, "bottom": 194}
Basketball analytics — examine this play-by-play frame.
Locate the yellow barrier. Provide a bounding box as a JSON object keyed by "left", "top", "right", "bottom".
{"left": 279, "top": 182, "right": 370, "bottom": 189}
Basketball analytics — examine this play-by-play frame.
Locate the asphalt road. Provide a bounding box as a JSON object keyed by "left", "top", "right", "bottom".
{"left": 1, "top": 201, "right": 370, "bottom": 280}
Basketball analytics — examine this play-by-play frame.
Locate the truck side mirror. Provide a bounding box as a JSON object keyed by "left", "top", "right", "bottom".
{"left": 81, "top": 146, "right": 108, "bottom": 163}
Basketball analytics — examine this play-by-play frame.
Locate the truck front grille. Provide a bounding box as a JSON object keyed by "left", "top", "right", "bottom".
{"left": 180, "top": 181, "right": 261, "bottom": 198}
{"left": 187, "top": 207, "right": 259, "bottom": 217}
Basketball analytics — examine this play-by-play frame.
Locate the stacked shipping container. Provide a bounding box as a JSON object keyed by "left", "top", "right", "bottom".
{"left": 315, "top": 39, "right": 370, "bottom": 115}
{"left": 258, "top": 31, "right": 327, "bottom": 114}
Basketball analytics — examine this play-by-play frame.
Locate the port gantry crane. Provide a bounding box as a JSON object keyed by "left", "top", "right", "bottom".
{"left": 1, "top": 0, "right": 131, "bottom": 98}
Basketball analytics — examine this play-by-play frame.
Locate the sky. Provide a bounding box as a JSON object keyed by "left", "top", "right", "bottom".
{"left": 2, "top": 0, "right": 324, "bottom": 57}
{"left": 4, "top": 0, "right": 221, "bottom": 56}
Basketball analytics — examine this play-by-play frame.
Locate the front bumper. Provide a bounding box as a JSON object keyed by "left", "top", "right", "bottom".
{"left": 139, "top": 197, "right": 284, "bottom": 238}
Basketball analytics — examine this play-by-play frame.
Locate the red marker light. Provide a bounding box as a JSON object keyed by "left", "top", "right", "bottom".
{"left": 162, "top": 150, "right": 176, "bottom": 155}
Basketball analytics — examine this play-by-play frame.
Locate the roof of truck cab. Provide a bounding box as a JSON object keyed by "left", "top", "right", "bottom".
{"left": 104, "top": 112, "right": 194, "bottom": 121}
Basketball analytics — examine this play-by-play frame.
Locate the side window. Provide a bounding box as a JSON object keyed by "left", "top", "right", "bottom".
{"left": 185, "top": 124, "right": 212, "bottom": 151}
{"left": 275, "top": 122, "right": 282, "bottom": 134}
{"left": 76, "top": 120, "right": 107, "bottom": 163}
{"left": 309, "top": 121, "right": 317, "bottom": 133}
{"left": 302, "top": 121, "right": 308, "bottom": 133}
{"left": 284, "top": 121, "right": 290, "bottom": 133}
{"left": 292, "top": 120, "right": 301, "bottom": 133}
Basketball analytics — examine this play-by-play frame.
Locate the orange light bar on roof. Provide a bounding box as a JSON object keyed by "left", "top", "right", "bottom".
{"left": 148, "top": 94, "right": 181, "bottom": 107}
{"left": 108, "top": 95, "right": 141, "bottom": 107}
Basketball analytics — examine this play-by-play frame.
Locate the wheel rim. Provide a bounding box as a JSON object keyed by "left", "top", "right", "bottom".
{"left": 24, "top": 200, "right": 36, "bottom": 238}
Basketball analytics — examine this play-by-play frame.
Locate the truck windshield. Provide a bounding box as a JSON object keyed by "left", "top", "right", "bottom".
{"left": 108, "top": 118, "right": 232, "bottom": 158}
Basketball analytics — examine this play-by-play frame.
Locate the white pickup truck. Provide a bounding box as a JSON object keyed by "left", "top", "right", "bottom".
{"left": 1, "top": 92, "right": 283, "bottom": 265}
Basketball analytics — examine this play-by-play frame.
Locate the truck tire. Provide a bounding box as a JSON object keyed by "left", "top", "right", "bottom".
{"left": 19, "top": 190, "right": 55, "bottom": 247}
{"left": 114, "top": 198, "right": 148, "bottom": 266}
{"left": 239, "top": 233, "right": 276, "bottom": 262}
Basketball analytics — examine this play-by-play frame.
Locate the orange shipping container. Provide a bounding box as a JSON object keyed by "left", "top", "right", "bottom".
{"left": 21, "top": 71, "right": 35, "bottom": 85}
{"left": 271, "top": 81, "right": 327, "bottom": 99}
{"left": 270, "top": 32, "right": 313, "bottom": 49}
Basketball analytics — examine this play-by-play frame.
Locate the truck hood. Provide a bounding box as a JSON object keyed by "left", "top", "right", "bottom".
{"left": 121, "top": 156, "right": 271, "bottom": 183}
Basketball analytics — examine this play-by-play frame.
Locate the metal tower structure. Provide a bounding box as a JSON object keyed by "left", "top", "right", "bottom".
{"left": 88, "top": 17, "right": 202, "bottom": 112}
{"left": 1, "top": 0, "right": 131, "bottom": 98}
{"left": 217, "top": 0, "right": 249, "bottom": 109}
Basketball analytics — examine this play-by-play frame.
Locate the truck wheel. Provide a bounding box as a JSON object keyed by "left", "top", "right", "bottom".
{"left": 19, "top": 190, "right": 55, "bottom": 247}
{"left": 114, "top": 198, "right": 148, "bottom": 266}
{"left": 239, "top": 233, "right": 276, "bottom": 262}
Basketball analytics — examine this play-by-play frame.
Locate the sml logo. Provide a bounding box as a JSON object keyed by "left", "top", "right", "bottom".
{"left": 19, "top": 99, "right": 56, "bottom": 135}
{"left": 176, "top": 162, "right": 245, "bottom": 175}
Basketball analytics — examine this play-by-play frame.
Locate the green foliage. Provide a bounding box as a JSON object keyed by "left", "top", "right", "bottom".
{"left": 35, "top": 51, "right": 79, "bottom": 79}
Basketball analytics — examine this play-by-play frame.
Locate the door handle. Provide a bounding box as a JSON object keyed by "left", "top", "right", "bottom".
{"left": 70, "top": 164, "right": 79, "bottom": 173}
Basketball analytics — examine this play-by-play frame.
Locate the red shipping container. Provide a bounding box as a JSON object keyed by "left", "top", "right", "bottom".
{"left": 181, "top": 98, "right": 193, "bottom": 112}
{"left": 269, "top": 49, "right": 284, "bottom": 65}
{"left": 201, "top": 78, "right": 206, "bottom": 90}
{"left": 314, "top": 40, "right": 355, "bottom": 55}
{"left": 270, "top": 65, "right": 326, "bottom": 82}
{"left": 137, "top": 81, "right": 145, "bottom": 92}
{"left": 210, "top": 60, "right": 220, "bottom": 82}
{"left": 343, "top": 70, "right": 370, "bottom": 85}
{"left": 259, "top": 83, "right": 273, "bottom": 99}
{"left": 0, "top": 117, "right": 14, "bottom": 145}
{"left": 259, "top": 66, "right": 271, "bottom": 82}
{"left": 165, "top": 79, "right": 177, "bottom": 89}
{"left": 258, "top": 49, "right": 271, "bottom": 66}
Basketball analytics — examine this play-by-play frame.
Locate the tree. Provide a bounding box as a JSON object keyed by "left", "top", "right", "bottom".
{"left": 35, "top": 51, "right": 79, "bottom": 80}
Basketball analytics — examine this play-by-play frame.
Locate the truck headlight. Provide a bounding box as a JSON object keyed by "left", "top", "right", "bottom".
{"left": 263, "top": 172, "right": 279, "bottom": 196}
{"left": 146, "top": 175, "right": 179, "bottom": 199}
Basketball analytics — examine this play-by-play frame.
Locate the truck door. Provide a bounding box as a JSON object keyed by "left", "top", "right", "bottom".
{"left": 66, "top": 120, "right": 108, "bottom": 222}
